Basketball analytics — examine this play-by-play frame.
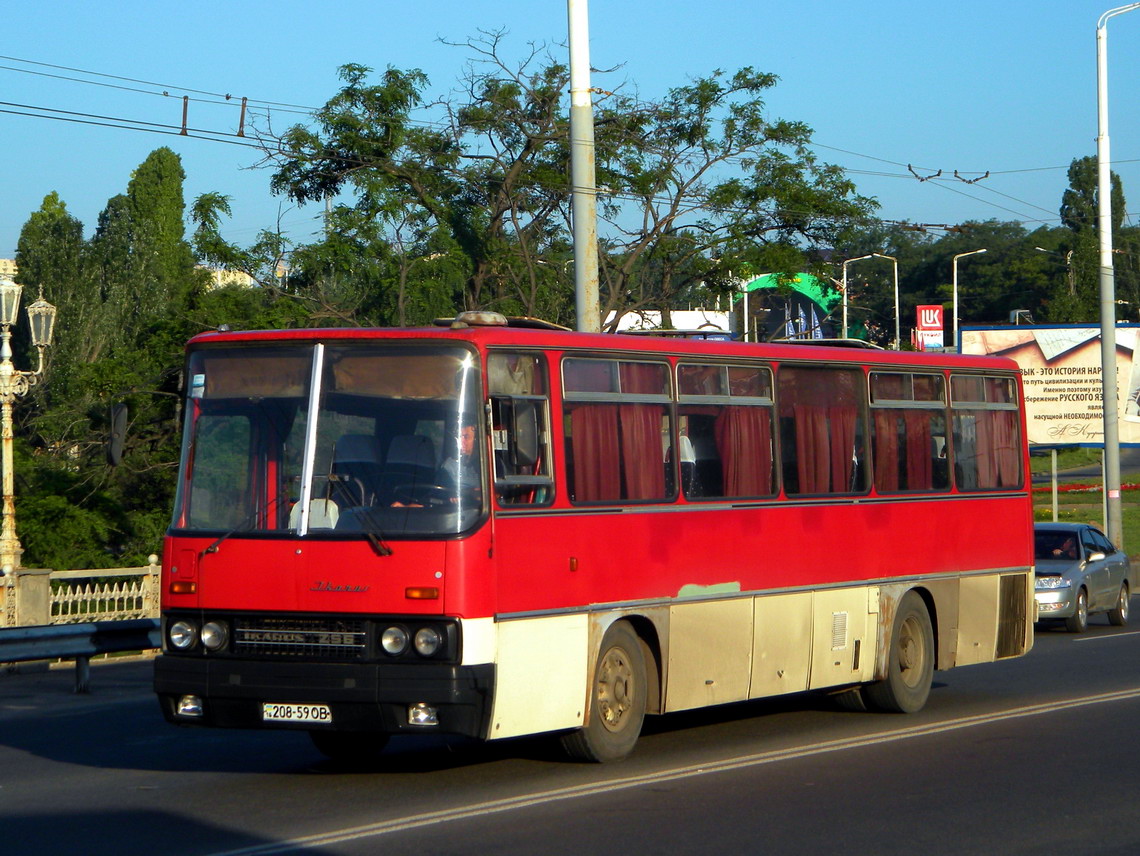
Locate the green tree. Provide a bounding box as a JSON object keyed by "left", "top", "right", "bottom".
{"left": 14, "top": 149, "right": 207, "bottom": 568}
{"left": 250, "top": 34, "right": 874, "bottom": 329}
{"left": 1055, "top": 155, "right": 1133, "bottom": 322}
{"left": 595, "top": 67, "right": 876, "bottom": 330}
{"left": 13, "top": 192, "right": 86, "bottom": 364}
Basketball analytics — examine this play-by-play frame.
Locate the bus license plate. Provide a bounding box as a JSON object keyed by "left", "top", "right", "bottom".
{"left": 261, "top": 703, "right": 333, "bottom": 724}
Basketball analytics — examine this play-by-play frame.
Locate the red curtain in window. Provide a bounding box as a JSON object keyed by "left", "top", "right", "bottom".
{"left": 973, "top": 411, "right": 996, "bottom": 488}
{"left": 904, "top": 411, "right": 933, "bottom": 490}
{"left": 570, "top": 405, "right": 622, "bottom": 501}
{"left": 619, "top": 404, "right": 665, "bottom": 499}
{"left": 992, "top": 410, "right": 1020, "bottom": 487}
{"left": 617, "top": 363, "right": 666, "bottom": 500}
{"left": 714, "top": 406, "right": 772, "bottom": 496}
{"left": 873, "top": 410, "right": 900, "bottom": 492}
{"left": 619, "top": 363, "right": 663, "bottom": 394}
{"left": 793, "top": 404, "right": 831, "bottom": 493}
{"left": 829, "top": 406, "right": 856, "bottom": 492}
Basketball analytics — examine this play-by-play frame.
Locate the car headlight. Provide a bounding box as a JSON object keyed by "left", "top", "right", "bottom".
{"left": 169, "top": 620, "right": 198, "bottom": 650}
{"left": 1036, "top": 576, "right": 1070, "bottom": 589}
{"left": 201, "top": 620, "right": 229, "bottom": 651}
{"left": 414, "top": 627, "right": 443, "bottom": 657}
{"left": 381, "top": 626, "right": 409, "bottom": 655}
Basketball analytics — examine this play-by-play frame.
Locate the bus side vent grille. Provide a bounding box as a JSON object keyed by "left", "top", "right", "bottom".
{"left": 831, "top": 611, "right": 849, "bottom": 650}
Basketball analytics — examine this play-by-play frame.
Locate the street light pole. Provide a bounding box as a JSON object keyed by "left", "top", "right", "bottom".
{"left": 872, "top": 253, "right": 899, "bottom": 349}
{"left": 951, "top": 249, "right": 987, "bottom": 350}
{"left": 1095, "top": 3, "right": 1140, "bottom": 548}
{"left": 0, "top": 275, "right": 56, "bottom": 574}
{"left": 840, "top": 254, "right": 874, "bottom": 339}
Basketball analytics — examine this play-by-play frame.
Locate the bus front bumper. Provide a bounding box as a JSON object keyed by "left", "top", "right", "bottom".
{"left": 154, "top": 656, "right": 495, "bottom": 739}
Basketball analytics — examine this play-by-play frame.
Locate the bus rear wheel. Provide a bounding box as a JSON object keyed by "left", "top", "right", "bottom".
{"left": 561, "top": 621, "right": 647, "bottom": 763}
{"left": 864, "top": 591, "right": 934, "bottom": 714}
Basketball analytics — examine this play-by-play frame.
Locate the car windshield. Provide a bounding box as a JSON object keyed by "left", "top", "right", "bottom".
{"left": 171, "top": 341, "right": 484, "bottom": 539}
{"left": 1034, "top": 529, "right": 1080, "bottom": 562}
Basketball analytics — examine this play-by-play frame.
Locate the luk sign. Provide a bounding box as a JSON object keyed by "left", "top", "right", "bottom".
{"left": 914, "top": 304, "right": 944, "bottom": 350}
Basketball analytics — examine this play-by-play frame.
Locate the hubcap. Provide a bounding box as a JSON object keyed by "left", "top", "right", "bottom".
{"left": 596, "top": 645, "right": 635, "bottom": 733}
{"left": 897, "top": 615, "right": 925, "bottom": 688}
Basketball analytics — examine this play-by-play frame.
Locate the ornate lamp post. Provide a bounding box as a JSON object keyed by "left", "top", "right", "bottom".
{"left": 0, "top": 274, "right": 56, "bottom": 574}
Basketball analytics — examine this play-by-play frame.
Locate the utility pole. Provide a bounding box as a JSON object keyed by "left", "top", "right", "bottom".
{"left": 567, "top": 0, "right": 601, "bottom": 333}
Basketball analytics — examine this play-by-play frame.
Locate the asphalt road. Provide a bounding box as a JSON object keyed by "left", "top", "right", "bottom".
{"left": 3, "top": 613, "right": 1140, "bottom": 856}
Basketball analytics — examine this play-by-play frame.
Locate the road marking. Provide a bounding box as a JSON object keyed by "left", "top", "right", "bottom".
{"left": 207, "top": 686, "right": 1140, "bottom": 856}
{"left": 1072, "top": 630, "right": 1140, "bottom": 642}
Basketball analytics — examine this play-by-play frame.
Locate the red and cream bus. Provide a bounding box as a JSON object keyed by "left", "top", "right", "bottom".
{"left": 155, "top": 313, "right": 1034, "bottom": 762}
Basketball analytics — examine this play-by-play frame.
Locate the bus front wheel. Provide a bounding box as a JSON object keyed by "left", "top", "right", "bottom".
{"left": 864, "top": 591, "right": 934, "bottom": 714}
{"left": 561, "top": 621, "right": 647, "bottom": 763}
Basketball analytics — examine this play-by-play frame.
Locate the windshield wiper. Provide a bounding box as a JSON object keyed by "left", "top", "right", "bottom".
{"left": 341, "top": 507, "right": 393, "bottom": 557}
{"left": 200, "top": 488, "right": 289, "bottom": 558}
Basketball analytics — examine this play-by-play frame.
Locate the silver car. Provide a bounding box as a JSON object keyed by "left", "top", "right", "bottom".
{"left": 1034, "top": 523, "right": 1131, "bottom": 633}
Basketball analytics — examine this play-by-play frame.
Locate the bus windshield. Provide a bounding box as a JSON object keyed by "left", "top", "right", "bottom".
{"left": 171, "top": 341, "right": 484, "bottom": 539}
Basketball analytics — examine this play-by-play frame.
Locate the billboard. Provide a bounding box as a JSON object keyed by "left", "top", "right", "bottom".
{"left": 960, "top": 324, "right": 1140, "bottom": 448}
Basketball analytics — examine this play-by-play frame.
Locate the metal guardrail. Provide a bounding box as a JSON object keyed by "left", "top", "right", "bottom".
{"left": 0, "top": 618, "right": 160, "bottom": 693}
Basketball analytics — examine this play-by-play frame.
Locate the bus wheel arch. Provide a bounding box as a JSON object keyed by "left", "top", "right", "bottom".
{"left": 864, "top": 589, "right": 936, "bottom": 714}
{"left": 561, "top": 618, "right": 651, "bottom": 762}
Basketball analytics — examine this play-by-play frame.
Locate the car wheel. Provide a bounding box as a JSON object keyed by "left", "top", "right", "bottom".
{"left": 1065, "top": 588, "right": 1089, "bottom": 633}
{"left": 1108, "top": 582, "right": 1130, "bottom": 626}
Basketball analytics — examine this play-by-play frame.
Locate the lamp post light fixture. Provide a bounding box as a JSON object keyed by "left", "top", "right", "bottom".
{"left": 951, "top": 249, "right": 988, "bottom": 350}
{"left": 1034, "top": 246, "right": 1076, "bottom": 296}
{"left": 0, "top": 275, "right": 56, "bottom": 573}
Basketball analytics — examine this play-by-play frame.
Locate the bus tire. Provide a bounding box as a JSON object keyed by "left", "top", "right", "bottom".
{"left": 309, "top": 730, "right": 389, "bottom": 763}
{"left": 864, "top": 591, "right": 934, "bottom": 714}
{"left": 561, "top": 621, "right": 647, "bottom": 763}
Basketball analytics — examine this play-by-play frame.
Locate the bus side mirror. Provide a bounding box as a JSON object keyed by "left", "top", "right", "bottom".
{"left": 511, "top": 400, "right": 539, "bottom": 469}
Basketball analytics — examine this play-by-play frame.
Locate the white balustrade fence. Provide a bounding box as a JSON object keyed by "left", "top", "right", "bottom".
{"left": 50, "top": 565, "right": 161, "bottom": 624}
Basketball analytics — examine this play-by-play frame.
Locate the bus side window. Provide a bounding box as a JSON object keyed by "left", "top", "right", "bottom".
{"left": 778, "top": 366, "right": 869, "bottom": 496}
{"left": 676, "top": 363, "right": 775, "bottom": 501}
{"left": 949, "top": 374, "right": 1021, "bottom": 491}
{"left": 489, "top": 353, "right": 553, "bottom": 506}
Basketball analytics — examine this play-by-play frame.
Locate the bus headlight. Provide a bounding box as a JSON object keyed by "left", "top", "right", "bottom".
{"left": 201, "top": 620, "right": 230, "bottom": 651}
{"left": 169, "top": 620, "right": 198, "bottom": 650}
{"left": 414, "top": 627, "right": 443, "bottom": 657}
{"left": 381, "top": 626, "right": 409, "bottom": 655}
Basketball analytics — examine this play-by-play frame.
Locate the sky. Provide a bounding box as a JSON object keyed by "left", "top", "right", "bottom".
{"left": 2, "top": 0, "right": 1140, "bottom": 262}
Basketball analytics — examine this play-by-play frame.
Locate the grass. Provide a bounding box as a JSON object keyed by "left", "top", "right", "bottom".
{"left": 1028, "top": 447, "right": 1104, "bottom": 475}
